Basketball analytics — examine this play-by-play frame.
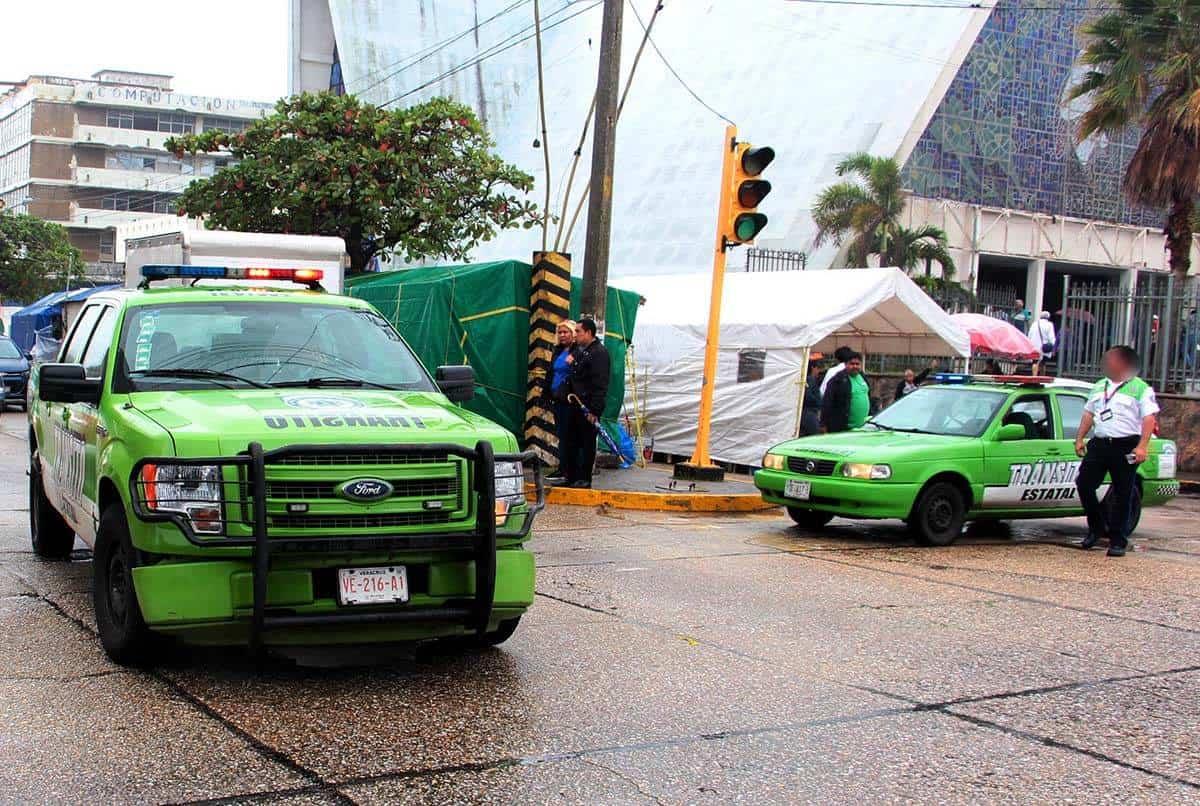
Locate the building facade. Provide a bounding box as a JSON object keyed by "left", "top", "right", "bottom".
{"left": 290, "top": 1, "right": 1193, "bottom": 319}
{"left": 0, "top": 70, "right": 272, "bottom": 273}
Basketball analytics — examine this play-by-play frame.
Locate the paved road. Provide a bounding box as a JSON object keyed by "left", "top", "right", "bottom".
{"left": 1, "top": 409, "right": 1198, "bottom": 804}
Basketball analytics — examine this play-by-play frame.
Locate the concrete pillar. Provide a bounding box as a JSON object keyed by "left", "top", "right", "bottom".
{"left": 1025, "top": 258, "right": 1046, "bottom": 323}
{"left": 1119, "top": 266, "right": 1139, "bottom": 344}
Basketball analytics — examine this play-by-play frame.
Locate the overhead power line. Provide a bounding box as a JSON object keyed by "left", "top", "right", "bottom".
{"left": 378, "top": 1, "right": 603, "bottom": 108}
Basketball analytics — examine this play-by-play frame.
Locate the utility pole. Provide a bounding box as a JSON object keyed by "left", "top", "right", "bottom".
{"left": 580, "top": 0, "right": 623, "bottom": 327}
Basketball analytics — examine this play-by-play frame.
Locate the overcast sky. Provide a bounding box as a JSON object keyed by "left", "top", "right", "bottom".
{"left": 2, "top": 0, "right": 290, "bottom": 101}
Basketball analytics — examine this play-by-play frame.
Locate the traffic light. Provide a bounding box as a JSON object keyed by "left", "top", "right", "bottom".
{"left": 724, "top": 142, "right": 774, "bottom": 246}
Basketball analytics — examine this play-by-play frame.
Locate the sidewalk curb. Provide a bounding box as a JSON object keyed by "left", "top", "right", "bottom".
{"left": 531, "top": 485, "right": 776, "bottom": 513}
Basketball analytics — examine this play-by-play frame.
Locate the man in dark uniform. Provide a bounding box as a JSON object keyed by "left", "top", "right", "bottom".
{"left": 561, "top": 318, "right": 610, "bottom": 488}
{"left": 1074, "top": 345, "right": 1159, "bottom": 557}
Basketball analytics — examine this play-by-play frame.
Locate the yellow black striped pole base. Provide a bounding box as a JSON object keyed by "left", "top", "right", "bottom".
{"left": 525, "top": 251, "right": 572, "bottom": 466}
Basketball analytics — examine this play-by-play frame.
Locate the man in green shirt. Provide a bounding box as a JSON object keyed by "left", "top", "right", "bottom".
{"left": 821, "top": 352, "right": 870, "bottom": 432}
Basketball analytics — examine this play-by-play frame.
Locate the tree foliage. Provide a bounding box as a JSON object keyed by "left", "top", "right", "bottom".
{"left": 0, "top": 212, "right": 84, "bottom": 303}
{"left": 812, "top": 153, "right": 955, "bottom": 278}
{"left": 167, "top": 92, "right": 540, "bottom": 273}
{"left": 1068, "top": 0, "right": 1200, "bottom": 282}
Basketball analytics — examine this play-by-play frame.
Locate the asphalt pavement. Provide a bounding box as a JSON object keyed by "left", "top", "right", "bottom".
{"left": 1, "top": 409, "right": 1197, "bottom": 804}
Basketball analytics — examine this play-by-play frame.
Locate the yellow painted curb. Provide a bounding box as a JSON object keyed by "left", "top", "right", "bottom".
{"left": 527, "top": 485, "right": 776, "bottom": 513}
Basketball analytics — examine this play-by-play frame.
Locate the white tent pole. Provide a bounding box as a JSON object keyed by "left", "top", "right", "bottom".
{"left": 794, "top": 346, "right": 811, "bottom": 437}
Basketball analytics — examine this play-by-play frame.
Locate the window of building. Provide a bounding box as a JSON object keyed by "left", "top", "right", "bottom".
{"left": 99, "top": 231, "right": 115, "bottom": 261}
{"left": 105, "top": 108, "right": 135, "bottom": 129}
{"left": 157, "top": 112, "right": 193, "bottom": 134}
{"left": 152, "top": 198, "right": 174, "bottom": 214}
{"left": 202, "top": 116, "right": 248, "bottom": 134}
{"left": 100, "top": 193, "right": 131, "bottom": 211}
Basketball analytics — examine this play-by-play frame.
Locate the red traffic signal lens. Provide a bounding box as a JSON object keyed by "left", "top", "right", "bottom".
{"left": 733, "top": 213, "right": 768, "bottom": 241}
{"left": 740, "top": 146, "right": 775, "bottom": 177}
{"left": 737, "top": 179, "right": 771, "bottom": 208}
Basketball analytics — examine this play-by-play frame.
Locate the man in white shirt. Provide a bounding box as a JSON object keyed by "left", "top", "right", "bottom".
{"left": 1073, "top": 345, "right": 1159, "bottom": 557}
{"left": 1033, "top": 311, "right": 1056, "bottom": 357}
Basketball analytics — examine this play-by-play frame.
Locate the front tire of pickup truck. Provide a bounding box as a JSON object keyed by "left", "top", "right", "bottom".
{"left": 29, "top": 458, "right": 75, "bottom": 560}
{"left": 94, "top": 505, "right": 157, "bottom": 666}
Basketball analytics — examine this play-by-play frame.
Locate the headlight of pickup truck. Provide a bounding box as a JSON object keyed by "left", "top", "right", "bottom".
{"left": 761, "top": 453, "right": 786, "bottom": 470}
{"left": 141, "top": 463, "right": 223, "bottom": 534}
{"left": 841, "top": 463, "right": 891, "bottom": 480}
{"left": 493, "top": 460, "right": 525, "bottom": 525}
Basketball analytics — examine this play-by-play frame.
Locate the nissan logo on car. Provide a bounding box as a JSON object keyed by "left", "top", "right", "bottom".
{"left": 804, "top": 460, "right": 816, "bottom": 473}
{"left": 337, "top": 478, "right": 394, "bottom": 502}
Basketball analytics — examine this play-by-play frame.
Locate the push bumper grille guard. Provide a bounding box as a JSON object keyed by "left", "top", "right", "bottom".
{"left": 129, "top": 441, "right": 546, "bottom": 651}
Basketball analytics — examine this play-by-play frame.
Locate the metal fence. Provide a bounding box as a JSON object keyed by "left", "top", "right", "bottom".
{"left": 1059, "top": 275, "right": 1200, "bottom": 395}
{"left": 925, "top": 282, "right": 1018, "bottom": 319}
{"left": 744, "top": 248, "right": 807, "bottom": 272}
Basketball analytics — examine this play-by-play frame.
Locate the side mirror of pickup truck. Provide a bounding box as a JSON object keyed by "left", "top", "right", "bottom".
{"left": 995, "top": 423, "right": 1027, "bottom": 442}
{"left": 39, "top": 363, "right": 101, "bottom": 405}
{"left": 435, "top": 364, "right": 475, "bottom": 403}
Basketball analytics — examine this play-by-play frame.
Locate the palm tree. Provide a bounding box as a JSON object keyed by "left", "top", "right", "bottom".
{"left": 1068, "top": 0, "right": 1200, "bottom": 285}
{"left": 896, "top": 224, "right": 956, "bottom": 279}
{"left": 812, "top": 153, "right": 955, "bottom": 277}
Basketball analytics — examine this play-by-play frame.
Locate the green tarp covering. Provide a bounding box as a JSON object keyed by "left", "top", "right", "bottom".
{"left": 346, "top": 260, "right": 640, "bottom": 443}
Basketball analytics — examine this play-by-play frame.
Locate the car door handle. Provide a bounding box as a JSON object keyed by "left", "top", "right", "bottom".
{"left": 1045, "top": 447, "right": 1061, "bottom": 454}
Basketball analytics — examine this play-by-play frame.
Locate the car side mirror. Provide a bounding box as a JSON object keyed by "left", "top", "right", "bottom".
{"left": 38, "top": 363, "right": 100, "bottom": 405}
{"left": 995, "top": 423, "right": 1026, "bottom": 442}
{"left": 435, "top": 364, "right": 475, "bottom": 403}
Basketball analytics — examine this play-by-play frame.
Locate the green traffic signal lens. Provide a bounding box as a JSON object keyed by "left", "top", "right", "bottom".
{"left": 741, "top": 146, "right": 775, "bottom": 177}
{"left": 734, "top": 213, "right": 768, "bottom": 241}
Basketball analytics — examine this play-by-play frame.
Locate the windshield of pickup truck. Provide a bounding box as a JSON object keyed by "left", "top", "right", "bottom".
{"left": 869, "top": 386, "right": 1008, "bottom": 437}
{"left": 114, "top": 301, "right": 437, "bottom": 392}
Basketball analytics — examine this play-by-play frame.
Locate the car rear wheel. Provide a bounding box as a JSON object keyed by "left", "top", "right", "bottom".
{"left": 786, "top": 507, "right": 835, "bottom": 530}
{"left": 29, "top": 457, "right": 75, "bottom": 560}
{"left": 94, "top": 505, "right": 158, "bottom": 666}
{"left": 909, "top": 481, "right": 966, "bottom": 547}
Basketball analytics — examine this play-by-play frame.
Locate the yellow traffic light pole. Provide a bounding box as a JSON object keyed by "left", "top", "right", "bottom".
{"left": 675, "top": 124, "right": 738, "bottom": 482}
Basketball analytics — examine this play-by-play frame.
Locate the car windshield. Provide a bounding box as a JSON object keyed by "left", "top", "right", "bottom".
{"left": 115, "top": 301, "right": 436, "bottom": 392}
{"left": 0, "top": 339, "right": 21, "bottom": 360}
{"left": 870, "top": 386, "right": 1008, "bottom": 437}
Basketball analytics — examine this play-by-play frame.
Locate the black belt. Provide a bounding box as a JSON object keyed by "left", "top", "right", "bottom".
{"left": 1090, "top": 435, "right": 1139, "bottom": 443}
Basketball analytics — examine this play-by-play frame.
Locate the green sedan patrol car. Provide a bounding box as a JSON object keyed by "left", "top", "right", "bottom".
{"left": 755, "top": 375, "right": 1178, "bottom": 545}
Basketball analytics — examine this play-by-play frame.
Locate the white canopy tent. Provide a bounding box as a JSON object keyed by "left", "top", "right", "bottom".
{"left": 623, "top": 268, "right": 972, "bottom": 466}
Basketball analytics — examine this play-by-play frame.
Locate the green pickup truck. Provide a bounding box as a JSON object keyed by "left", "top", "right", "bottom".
{"left": 28, "top": 265, "right": 543, "bottom": 664}
{"left": 755, "top": 374, "right": 1178, "bottom": 545}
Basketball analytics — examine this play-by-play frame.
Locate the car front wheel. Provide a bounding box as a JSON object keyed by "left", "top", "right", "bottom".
{"left": 93, "top": 505, "right": 158, "bottom": 666}
{"left": 909, "top": 481, "right": 966, "bottom": 547}
{"left": 786, "top": 507, "right": 835, "bottom": 530}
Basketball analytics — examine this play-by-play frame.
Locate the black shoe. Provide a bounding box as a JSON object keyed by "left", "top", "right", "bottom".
{"left": 1106, "top": 545, "right": 1126, "bottom": 557}
{"left": 1079, "top": 533, "right": 1101, "bottom": 550}
{"left": 570, "top": 480, "right": 592, "bottom": 489}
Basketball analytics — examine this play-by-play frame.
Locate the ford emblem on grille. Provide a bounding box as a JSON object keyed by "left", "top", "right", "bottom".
{"left": 337, "top": 478, "right": 393, "bottom": 502}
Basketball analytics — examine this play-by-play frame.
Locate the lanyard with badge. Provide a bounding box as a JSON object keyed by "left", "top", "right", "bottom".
{"left": 1098, "top": 380, "right": 1126, "bottom": 422}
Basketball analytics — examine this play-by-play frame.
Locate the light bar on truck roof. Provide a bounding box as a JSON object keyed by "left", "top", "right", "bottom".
{"left": 974, "top": 374, "right": 1056, "bottom": 386}
{"left": 932, "top": 372, "right": 973, "bottom": 384}
{"left": 139, "top": 265, "right": 324, "bottom": 290}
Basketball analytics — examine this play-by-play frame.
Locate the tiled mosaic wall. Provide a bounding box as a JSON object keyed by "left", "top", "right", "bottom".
{"left": 903, "top": 0, "right": 1159, "bottom": 227}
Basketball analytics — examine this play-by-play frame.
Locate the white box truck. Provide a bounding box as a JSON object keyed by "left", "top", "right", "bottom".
{"left": 123, "top": 229, "right": 347, "bottom": 294}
